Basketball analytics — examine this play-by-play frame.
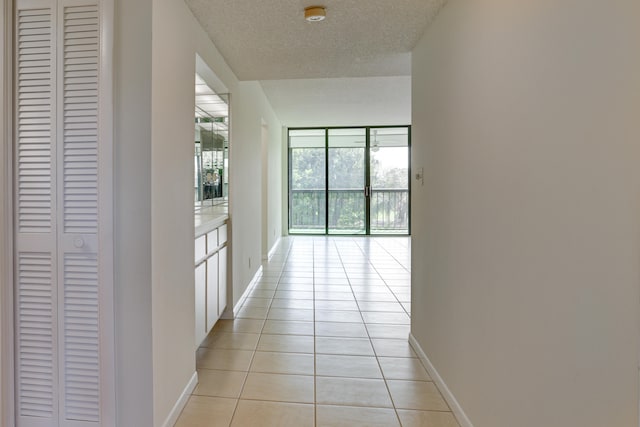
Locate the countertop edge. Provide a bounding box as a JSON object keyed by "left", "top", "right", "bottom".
{"left": 195, "top": 214, "right": 229, "bottom": 237}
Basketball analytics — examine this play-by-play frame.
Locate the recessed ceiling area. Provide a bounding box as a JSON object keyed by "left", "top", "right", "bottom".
{"left": 185, "top": 0, "right": 447, "bottom": 126}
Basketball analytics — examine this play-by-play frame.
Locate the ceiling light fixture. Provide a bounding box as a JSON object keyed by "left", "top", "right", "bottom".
{"left": 304, "top": 6, "right": 326, "bottom": 22}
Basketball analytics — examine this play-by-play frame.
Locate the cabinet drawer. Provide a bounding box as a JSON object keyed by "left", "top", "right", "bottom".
{"left": 207, "top": 229, "right": 218, "bottom": 252}
{"left": 218, "top": 224, "right": 228, "bottom": 245}
{"left": 195, "top": 235, "right": 206, "bottom": 263}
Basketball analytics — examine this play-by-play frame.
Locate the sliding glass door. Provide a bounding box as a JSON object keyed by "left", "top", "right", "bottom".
{"left": 328, "top": 129, "right": 366, "bottom": 234}
{"left": 289, "top": 126, "right": 410, "bottom": 235}
{"left": 289, "top": 129, "right": 326, "bottom": 233}
{"left": 369, "top": 127, "right": 410, "bottom": 234}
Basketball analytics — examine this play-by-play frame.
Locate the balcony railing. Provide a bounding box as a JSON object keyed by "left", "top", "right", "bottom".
{"left": 369, "top": 188, "right": 409, "bottom": 233}
{"left": 290, "top": 189, "right": 326, "bottom": 231}
{"left": 290, "top": 188, "right": 409, "bottom": 233}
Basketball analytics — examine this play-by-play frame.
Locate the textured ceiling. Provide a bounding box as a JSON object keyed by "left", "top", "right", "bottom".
{"left": 185, "top": 0, "right": 446, "bottom": 81}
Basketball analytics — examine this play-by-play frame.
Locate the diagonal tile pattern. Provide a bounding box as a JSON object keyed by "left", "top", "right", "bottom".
{"left": 176, "top": 236, "right": 459, "bottom": 427}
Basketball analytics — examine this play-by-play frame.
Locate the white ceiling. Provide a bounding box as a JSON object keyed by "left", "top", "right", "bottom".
{"left": 185, "top": 0, "right": 446, "bottom": 126}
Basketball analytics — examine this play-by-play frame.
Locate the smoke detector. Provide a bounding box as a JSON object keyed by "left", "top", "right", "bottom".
{"left": 305, "top": 6, "right": 326, "bottom": 22}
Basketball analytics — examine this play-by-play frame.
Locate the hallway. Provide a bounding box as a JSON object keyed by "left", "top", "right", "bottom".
{"left": 176, "top": 236, "right": 459, "bottom": 426}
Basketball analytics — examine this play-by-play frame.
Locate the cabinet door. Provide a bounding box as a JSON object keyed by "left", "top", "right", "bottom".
{"left": 195, "top": 263, "right": 207, "bottom": 349}
{"left": 218, "top": 224, "right": 228, "bottom": 245}
{"left": 195, "top": 235, "right": 206, "bottom": 262}
{"left": 207, "top": 229, "right": 218, "bottom": 253}
{"left": 206, "top": 253, "right": 219, "bottom": 331}
{"left": 218, "top": 246, "right": 228, "bottom": 316}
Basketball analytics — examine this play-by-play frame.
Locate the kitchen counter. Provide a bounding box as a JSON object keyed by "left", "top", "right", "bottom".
{"left": 195, "top": 204, "right": 228, "bottom": 237}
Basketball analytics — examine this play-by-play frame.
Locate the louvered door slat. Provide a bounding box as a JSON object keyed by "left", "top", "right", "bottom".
{"left": 62, "top": 4, "right": 98, "bottom": 236}
{"left": 62, "top": 254, "right": 100, "bottom": 423}
{"left": 16, "top": 252, "right": 55, "bottom": 421}
{"left": 59, "top": 3, "right": 102, "bottom": 423}
{"left": 16, "top": 6, "right": 54, "bottom": 234}
{"left": 15, "top": 5, "right": 58, "bottom": 426}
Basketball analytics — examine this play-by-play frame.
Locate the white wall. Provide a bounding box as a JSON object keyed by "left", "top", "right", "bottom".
{"left": 114, "top": 0, "right": 155, "bottom": 425}
{"left": 260, "top": 76, "right": 411, "bottom": 128}
{"left": 230, "top": 82, "right": 282, "bottom": 303}
{"left": 150, "top": 1, "right": 198, "bottom": 424}
{"left": 267, "top": 123, "right": 283, "bottom": 250}
{"left": 281, "top": 129, "right": 289, "bottom": 236}
{"left": 411, "top": 1, "right": 640, "bottom": 426}
{"left": 148, "top": 0, "right": 283, "bottom": 424}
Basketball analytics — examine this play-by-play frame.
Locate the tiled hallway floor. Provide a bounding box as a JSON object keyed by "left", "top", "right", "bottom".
{"left": 176, "top": 236, "right": 459, "bottom": 427}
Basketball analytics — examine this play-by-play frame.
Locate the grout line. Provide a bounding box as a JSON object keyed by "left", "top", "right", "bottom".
{"left": 360, "top": 241, "right": 411, "bottom": 319}
{"left": 226, "top": 241, "right": 290, "bottom": 426}
{"left": 195, "top": 236, "right": 412, "bottom": 426}
{"left": 313, "top": 237, "right": 317, "bottom": 427}
{"left": 340, "top": 236, "right": 406, "bottom": 427}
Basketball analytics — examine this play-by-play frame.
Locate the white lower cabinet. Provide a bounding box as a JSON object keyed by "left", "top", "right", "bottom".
{"left": 195, "top": 263, "right": 207, "bottom": 347}
{"left": 206, "top": 253, "right": 219, "bottom": 331}
{"left": 218, "top": 246, "right": 228, "bottom": 316}
{"left": 195, "top": 221, "right": 228, "bottom": 349}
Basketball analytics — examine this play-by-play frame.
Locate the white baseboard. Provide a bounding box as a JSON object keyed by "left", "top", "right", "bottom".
{"left": 219, "top": 308, "right": 234, "bottom": 320}
{"left": 235, "top": 238, "right": 280, "bottom": 314}
{"left": 408, "top": 334, "right": 474, "bottom": 427}
{"left": 261, "top": 237, "right": 282, "bottom": 261}
{"left": 267, "top": 237, "right": 281, "bottom": 260}
{"left": 162, "top": 371, "right": 198, "bottom": 427}
{"left": 224, "top": 265, "right": 263, "bottom": 319}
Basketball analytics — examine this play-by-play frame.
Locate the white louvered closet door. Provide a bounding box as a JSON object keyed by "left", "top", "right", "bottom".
{"left": 14, "top": 0, "right": 114, "bottom": 426}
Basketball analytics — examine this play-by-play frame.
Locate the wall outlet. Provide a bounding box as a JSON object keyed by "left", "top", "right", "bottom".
{"left": 248, "top": 257, "right": 251, "bottom": 269}
{"left": 415, "top": 167, "right": 424, "bottom": 186}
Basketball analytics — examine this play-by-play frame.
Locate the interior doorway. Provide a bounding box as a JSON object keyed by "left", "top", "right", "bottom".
{"left": 288, "top": 126, "right": 411, "bottom": 235}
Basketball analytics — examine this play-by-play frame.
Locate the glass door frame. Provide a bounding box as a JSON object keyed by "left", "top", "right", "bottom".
{"left": 288, "top": 125, "right": 411, "bottom": 236}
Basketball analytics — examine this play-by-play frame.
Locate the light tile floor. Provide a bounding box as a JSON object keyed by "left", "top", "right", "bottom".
{"left": 176, "top": 236, "right": 460, "bottom": 427}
